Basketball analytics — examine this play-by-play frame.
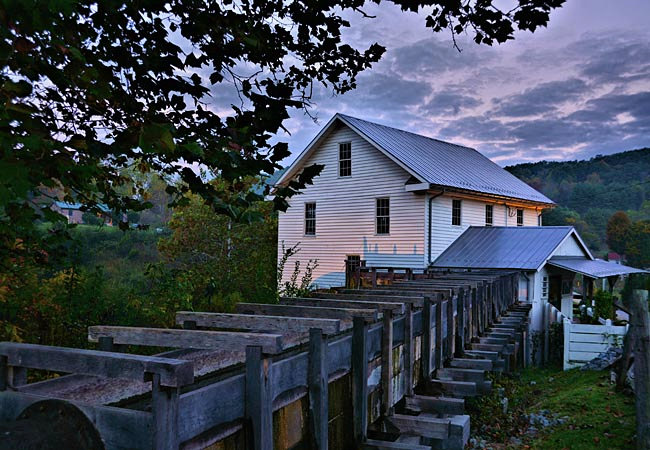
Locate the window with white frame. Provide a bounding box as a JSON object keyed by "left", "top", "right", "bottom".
{"left": 485, "top": 204, "right": 493, "bottom": 226}
{"left": 376, "top": 198, "right": 390, "bottom": 234}
{"left": 305, "top": 202, "right": 316, "bottom": 235}
{"left": 542, "top": 276, "right": 549, "bottom": 299}
{"left": 339, "top": 142, "right": 351, "bottom": 177}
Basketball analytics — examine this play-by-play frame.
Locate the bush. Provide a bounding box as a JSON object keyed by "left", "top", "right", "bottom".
{"left": 593, "top": 289, "right": 614, "bottom": 321}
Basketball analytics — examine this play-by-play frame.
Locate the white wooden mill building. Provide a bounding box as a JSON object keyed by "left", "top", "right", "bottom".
{"left": 275, "top": 113, "right": 644, "bottom": 334}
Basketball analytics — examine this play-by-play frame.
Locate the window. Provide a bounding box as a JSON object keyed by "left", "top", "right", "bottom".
{"left": 67, "top": 209, "right": 73, "bottom": 217}
{"left": 542, "top": 276, "right": 549, "bottom": 299}
{"left": 339, "top": 142, "right": 351, "bottom": 177}
{"left": 305, "top": 202, "right": 316, "bottom": 235}
{"left": 376, "top": 198, "right": 390, "bottom": 234}
{"left": 485, "top": 204, "right": 493, "bottom": 227}
{"left": 346, "top": 255, "right": 361, "bottom": 271}
{"left": 452, "top": 199, "right": 461, "bottom": 226}
{"left": 517, "top": 209, "right": 524, "bottom": 226}
{"left": 538, "top": 214, "right": 542, "bottom": 226}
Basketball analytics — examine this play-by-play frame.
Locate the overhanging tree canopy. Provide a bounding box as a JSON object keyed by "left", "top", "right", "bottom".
{"left": 0, "top": 0, "right": 564, "bottom": 265}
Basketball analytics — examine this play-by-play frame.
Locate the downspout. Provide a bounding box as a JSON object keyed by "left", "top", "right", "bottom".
{"left": 427, "top": 190, "right": 445, "bottom": 266}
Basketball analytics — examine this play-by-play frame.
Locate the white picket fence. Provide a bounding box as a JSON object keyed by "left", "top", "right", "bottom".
{"left": 563, "top": 319, "right": 628, "bottom": 370}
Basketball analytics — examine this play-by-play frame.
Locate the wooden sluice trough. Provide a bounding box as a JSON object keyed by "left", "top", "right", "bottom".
{"left": 0, "top": 270, "right": 531, "bottom": 450}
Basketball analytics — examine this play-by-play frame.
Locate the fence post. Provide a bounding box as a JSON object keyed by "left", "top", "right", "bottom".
{"left": 447, "top": 294, "right": 455, "bottom": 358}
{"left": 404, "top": 303, "right": 414, "bottom": 397}
{"left": 631, "top": 289, "right": 650, "bottom": 450}
{"left": 152, "top": 373, "right": 181, "bottom": 450}
{"left": 308, "top": 329, "right": 328, "bottom": 450}
{"left": 352, "top": 316, "right": 368, "bottom": 443}
{"left": 455, "top": 288, "right": 465, "bottom": 357}
{"left": 563, "top": 319, "right": 571, "bottom": 371}
{"left": 381, "top": 309, "right": 394, "bottom": 417}
{"left": 422, "top": 296, "right": 433, "bottom": 380}
{"left": 434, "top": 295, "right": 444, "bottom": 370}
{"left": 246, "top": 346, "right": 273, "bottom": 450}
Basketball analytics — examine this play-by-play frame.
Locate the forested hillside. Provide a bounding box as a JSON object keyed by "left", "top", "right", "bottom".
{"left": 506, "top": 148, "right": 650, "bottom": 255}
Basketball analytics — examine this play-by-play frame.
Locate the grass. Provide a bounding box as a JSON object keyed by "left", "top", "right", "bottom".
{"left": 467, "top": 366, "right": 636, "bottom": 449}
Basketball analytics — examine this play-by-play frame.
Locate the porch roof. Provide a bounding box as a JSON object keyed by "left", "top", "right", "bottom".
{"left": 546, "top": 257, "right": 647, "bottom": 279}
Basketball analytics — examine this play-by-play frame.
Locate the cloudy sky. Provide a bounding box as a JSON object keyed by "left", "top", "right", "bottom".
{"left": 270, "top": 0, "right": 650, "bottom": 167}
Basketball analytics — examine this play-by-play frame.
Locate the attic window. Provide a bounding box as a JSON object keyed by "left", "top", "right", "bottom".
{"left": 517, "top": 209, "right": 524, "bottom": 226}
{"left": 339, "top": 142, "right": 351, "bottom": 177}
{"left": 452, "top": 199, "right": 461, "bottom": 226}
{"left": 485, "top": 204, "right": 493, "bottom": 227}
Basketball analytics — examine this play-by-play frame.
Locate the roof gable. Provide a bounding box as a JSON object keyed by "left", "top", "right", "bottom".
{"left": 277, "top": 114, "right": 554, "bottom": 205}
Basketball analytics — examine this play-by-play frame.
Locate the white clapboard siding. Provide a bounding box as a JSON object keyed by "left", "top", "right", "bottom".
{"left": 563, "top": 319, "right": 627, "bottom": 370}
{"left": 428, "top": 196, "right": 541, "bottom": 262}
{"left": 278, "top": 123, "right": 426, "bottom": 288}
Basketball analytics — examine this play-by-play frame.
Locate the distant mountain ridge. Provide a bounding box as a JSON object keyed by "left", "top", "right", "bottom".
{"left": 506, "top": 148, "right": 650, "bottom": 254}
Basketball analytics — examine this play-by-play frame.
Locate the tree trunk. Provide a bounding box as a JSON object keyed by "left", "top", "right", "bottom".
{"left": 631, "top": 289, "right": 650, "bottom": 450}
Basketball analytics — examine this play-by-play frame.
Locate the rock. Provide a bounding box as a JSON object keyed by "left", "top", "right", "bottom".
{"left": 530, "top": 381, "right": 536, "bottom": 386}
{"left": 501, "top": 397, "right": 509, "bottom": 414}
{"left": 548, "top": 377, "right": 554, "bottom": 382}
{"left": 581, "top": 346, "right": 623, "bottom": 371}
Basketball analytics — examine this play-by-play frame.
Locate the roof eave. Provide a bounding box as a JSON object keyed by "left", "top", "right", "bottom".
{"left": 425, "top": 184, "right": 555, "bottom": 208}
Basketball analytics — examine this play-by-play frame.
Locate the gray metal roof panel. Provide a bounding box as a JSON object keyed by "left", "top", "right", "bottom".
{"left": 432, "top": 226, "right": 575, "bottom": 270}
{"left": 547, "top": 257, "right": 647, "bottom": 278}
{"left": 338, "top": 114, "right": 554, "bottom": 204}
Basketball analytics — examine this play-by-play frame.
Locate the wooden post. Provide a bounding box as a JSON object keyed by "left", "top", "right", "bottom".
{"left": 381, "top": 309, "right": 394, "bottom": 417}
{"left": 0, "top": 355, "right": 7, "bottom": 391}
{"left": 151, "top": 373, "right": 180, "bottom": 450}
{"left": 371, "top": 268, "right": 377, "bottom": 288}
{"left": 631, "top": 289, "right": 650, "bottom": 450}
{"left": 98, "top": 336, "right": 114, "bottom": 352}
{"left": 404, "top": 303, "right": 414, "bottom": 397}
{"left": 447, "top": 295, "right": 455, "bottom": 359}
{"left": 245, "top": 346, "right": 273, "bottom": 450}
{"left": 308, "top": 329, "right": 328, "bottom": 450}
{"left": 352, "top": 316, "right": 368, "bottom": 443}
{"left": 434, "top": 296, "right": 444, "bottom": 370}
{"left": 456, "top": 288, "right": 465, "bottom": 357}
{"left": 422, "top": 296, "right": 433, "bottom": 380}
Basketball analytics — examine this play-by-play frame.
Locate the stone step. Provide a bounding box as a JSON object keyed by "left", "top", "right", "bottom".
{"left": 437, "top": 368, "right": 486, "bottom": 383}
{"left": 449, "top": 358, "right": 493, "bottom": 371}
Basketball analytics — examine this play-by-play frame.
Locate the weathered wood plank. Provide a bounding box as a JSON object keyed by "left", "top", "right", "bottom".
{"left": 318, "top": 292, "right": 425, "bottom": 307}
{"left": 245, "top": 346, "right": 273, "bottom": 450}
{"left": 352, "top": 316, "right": 369, "bottom": 443}
{"left": 308, "top": 329, "right": 328, "bottom": 450}
{"left": 429, "top": 379, "right": 478, "bottom": 397}
{"left": 437, "top": 368, "right": 485, "bottom": 383}
{"left": 381, "top": 309, "right": 394, "bottom": 415}
{"left": 281, "top": 297, "right": 404, "bottom": 314}
{"left": 404, "top": 394, "right": 465, "bottom": 415}
{"left": 421, "top": 297, "right": 433, "bottom": 381}
{"left": 385, "top": 413, "right": 450, "bottom": 439}
{"left": 449, "top": 358, "right": 493, "bottom": 371}
{"left": 88, "top": 326, "right": 284, "bottom": 354}
{"left": 404, "top": 303, "right": 414, "bottom": 397}
{"left": 235, "top": 303, "right": 378, "bottom": 321}
{"left": 0, "top": 342, "right": 193, "bottom": 388}
{"left": 152, "top": 373, "right": 180, "bottom": 450}
{"left": 175, "top": 311, "right": 341, "bottom": 335}
{"left": 362, "top": 439, "right": 430, "bottom": 450}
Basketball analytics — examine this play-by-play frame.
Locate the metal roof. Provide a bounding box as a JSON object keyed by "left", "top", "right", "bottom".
{"left": 337, "top": 114, "right": 554, "bottom": 205}
{"left": 431, "top": 226, "right": 579, "bottom": 270}
{"left": 547, "top": 257, "right": 647, "bottom": 278}
{"left": 54, "top": 201, "right": 111, "bottom": 213}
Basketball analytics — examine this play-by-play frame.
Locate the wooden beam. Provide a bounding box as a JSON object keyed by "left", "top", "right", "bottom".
{"left": 404, "top": 394, "right": 465, "bottom": 415}
{"left": 175, "top": 311, "right": 341, "bottom": 335}
{"left": 421, "top": 296, "right": 433, "bottom": 380}
{"left": 352, "top": 316, "right": 369, "bottom": 443}
{"left": 152, "top": 373, "right": 180, "bottom": 450}
{"left": 0, "top": 342, "right": 193, "bottom": 388}
{"left": 280, "top": 297, "right": 404, "bottom": 314}
{"left": 308, "top": 329, "right": 328, "bottom": 450}
{"left": 385, "top": 413, "right": 450, "bottom": 440}
{"left": 245, "top": 346, "right": 273, "bottom": 450}
{"left": 381, "top": 309, "right": 394, "bottom": 416}
{"left": 449, "top": 358, "right": 493, "bottom": 371}
{"left": 88, "top": 326, "right": 284, "bottom": 355}
{"left": 235, "top": 303, "right": 378, "bottom": 321}
{"left": 404, "top": 303, "right": 414, "bottom": 397}
{"left": 317, "top": 292, "right": 424, "bottom": 307}
{"left": 436, "top": 368, "right": 485, "bottom": 383}
{"left": 362, "top": 439, "right": 430, "bottom": 450}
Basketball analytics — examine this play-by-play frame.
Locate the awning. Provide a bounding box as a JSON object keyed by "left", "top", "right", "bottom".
{"left": 547, "top": 257, "right": 647, "bottom": 278}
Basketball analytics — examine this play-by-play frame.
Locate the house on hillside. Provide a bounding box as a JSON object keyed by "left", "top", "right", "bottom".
{"left": 275, "top": 113, "right": 646, "bottom": 340}
{"left": 52, "top": 201, "right": 114, "bottom": 226}
{"left": 275, "top": 113, "right": 555, "bottom": 288}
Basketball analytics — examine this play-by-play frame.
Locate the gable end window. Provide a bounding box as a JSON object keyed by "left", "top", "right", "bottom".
{"left": 376, "top": 198, "right": 390, "bottom": 234}
{"left": 339, "top": 142, "right": 352, "bottom": 177}
{"left": 485, "top": 204, "right": 493, "bottom": 227}
{"left": 305, "top": 202, "right": 316, "bottom": 235}
{"left": 517, "top": 209, "right": 524, "bottom": 226}
{"left": 452, "top": 199, "right": 461, "bottom": 226}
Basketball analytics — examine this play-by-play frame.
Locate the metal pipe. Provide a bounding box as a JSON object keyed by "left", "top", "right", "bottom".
{"left": 427, "top": 190, "right": 445, "bottom": 265}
